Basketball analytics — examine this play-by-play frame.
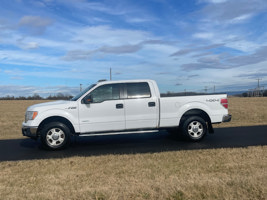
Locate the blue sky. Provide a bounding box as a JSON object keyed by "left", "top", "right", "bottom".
{"left": 0, "top": 0, "right": 267, "bottom": 97}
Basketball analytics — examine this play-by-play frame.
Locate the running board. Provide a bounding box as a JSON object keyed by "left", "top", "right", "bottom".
{"left": 79, "top": 130, "right": 159, "bottom": 137}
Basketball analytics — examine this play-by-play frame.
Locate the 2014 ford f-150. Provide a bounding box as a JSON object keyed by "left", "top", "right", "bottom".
{"left": 22, "top": 79, "right": 231, "bottom": 150}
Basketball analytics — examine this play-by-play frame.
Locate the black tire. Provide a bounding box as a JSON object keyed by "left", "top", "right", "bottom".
{"left": 181, "top": 116, "right": 207, "bottom": 141}
{"left": 40, "top": 122, "right": 71, "bottom": 150}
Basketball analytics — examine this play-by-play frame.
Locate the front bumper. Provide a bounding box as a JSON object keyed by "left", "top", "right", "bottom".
{"left": 222, "top": 114, "right": 232, "bottom": 122}
{"left": 22, "top": 125, "right": 38, "bottom": 138}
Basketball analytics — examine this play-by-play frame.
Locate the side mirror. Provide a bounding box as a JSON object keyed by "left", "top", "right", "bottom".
{"left": 82, "top": 95, "right": 92, "bottom": 104}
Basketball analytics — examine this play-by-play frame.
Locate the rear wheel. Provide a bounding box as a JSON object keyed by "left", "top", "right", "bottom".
{"left": 181, "top": 116, "right": 207, "bottom": 141}
{"left": 40, "top": 122, "right": 71, "bottom": 150}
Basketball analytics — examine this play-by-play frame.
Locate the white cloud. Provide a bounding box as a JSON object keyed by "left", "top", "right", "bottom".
{"left": 0, "top": 85, "right": 79, "bottom": 97}
{"left": 74, "top": 26, "right": 151, "bottom": 47}
{"left": 198, "top": 55, "right": 221, "bottom": 64}
{"left": 19, "top": 16, "right": 52, "bottom": 27}
{"left": 229, "top": 14, "right": 253, "bottom": 24}
{"left": 59, "top": 0, "right": 133, "bottom": 16}
{"left": 170, "top": 43, "right": 224, "bottom": 57}
{"left": 0, "top": 50, "right": 65, "bottom": 69}
{"left": 225, "top": 40, "right": 259, "bottom": 52}
{"left": 17, "top": 39, "right": 39, "bottom": 50}
{"left": 199, "top": 0, "right": 267, "bottom": 25}
{"left": 18, "top": 15, "right": 53, "bottom": 35}
{"left": 199, "top": 0, "right": 229, "bottom": 3}
{"left": 193, "top": 32, "right": 214, "bottom": 40}
{"left": 24, "top": 42, "right": 39, "bottom": 49}
{"left": 63, "top": 39, "right": 176, "bottom": 61}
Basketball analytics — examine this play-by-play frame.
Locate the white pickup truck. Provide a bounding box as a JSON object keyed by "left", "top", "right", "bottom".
{"left": 22, "top": 79, "right": 231, "bottom": 150}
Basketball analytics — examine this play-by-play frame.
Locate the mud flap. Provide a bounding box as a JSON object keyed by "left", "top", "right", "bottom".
{"left": 208, "top": 122, "right": 214, "bottom": 134}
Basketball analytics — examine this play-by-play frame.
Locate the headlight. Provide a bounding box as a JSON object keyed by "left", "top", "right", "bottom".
{"left": 25, "top": 111, "right": 38, "bottom": 122}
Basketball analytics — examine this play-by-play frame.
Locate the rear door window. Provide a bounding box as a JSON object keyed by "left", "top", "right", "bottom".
{"left": 126, "top": 82, "right": 151, "bottom": 99}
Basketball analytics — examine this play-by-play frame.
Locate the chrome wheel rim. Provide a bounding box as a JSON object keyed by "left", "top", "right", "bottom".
{"left": 46, "top": 128, "right": 65, "bottom": 147}
{"left": 187, "top": 121, "right": 203, "bottom": 139}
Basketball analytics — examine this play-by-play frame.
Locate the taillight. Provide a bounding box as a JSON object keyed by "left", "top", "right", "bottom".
{"left": 221, "top": 98, "right": 228, "bottom": 109}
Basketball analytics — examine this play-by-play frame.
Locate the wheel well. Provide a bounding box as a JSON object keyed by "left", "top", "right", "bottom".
{"left": 37, "top": 116, "right": 75, "bottom": 135}
{"left": 180, "top": 109, "right": 213, "bottom": 133}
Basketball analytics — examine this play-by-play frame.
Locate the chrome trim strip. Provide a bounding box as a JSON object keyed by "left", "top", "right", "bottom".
{"left": 79, "top": 130, "right": 159, "bottom": 137}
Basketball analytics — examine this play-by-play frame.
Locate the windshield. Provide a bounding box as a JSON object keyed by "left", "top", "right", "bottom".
{"left": 71, "top": 84, "right": 96, "bottom": 101}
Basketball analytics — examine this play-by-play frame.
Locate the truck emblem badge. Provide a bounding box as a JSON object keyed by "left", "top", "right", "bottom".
{"left": 66, "top": 107, "right": 77, "bottom": 109}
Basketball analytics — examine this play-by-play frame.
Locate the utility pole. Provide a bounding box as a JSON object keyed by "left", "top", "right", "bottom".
{"left": 110, "top": 68, "right": 112, "bottom": 80}
{"left": 80, "top": 84, "right": 82, "bottom": 92}
{"left": 213, "top": 85, "right": 216, "bottom": 93}
{"left": 204, "top": 86, "right": 208, "bottom": 93}
{"left": 256, "top": 78, "right": 262, "bottom": 97}
{"left": 256, "top": 78, "right": 261, "bottom": 88}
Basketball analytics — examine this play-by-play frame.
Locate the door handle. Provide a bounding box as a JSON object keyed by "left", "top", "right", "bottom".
{"left": 148, "top": 102, "right": 156, "bottom": 107}
{"left": 116, "top": 104, "right": 123, "bottom": 109}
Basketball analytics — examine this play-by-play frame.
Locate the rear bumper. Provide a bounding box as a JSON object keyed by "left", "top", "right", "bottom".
{"left": 222, "top": 114, "right": 232, "bottom": 122}
{"left": 22, "top": 125, "right": 38, "bottom": 138}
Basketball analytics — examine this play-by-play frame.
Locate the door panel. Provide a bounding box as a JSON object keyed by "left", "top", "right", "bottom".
{"left": 124, "top": 82, "right": 159, "bottom": 129}
{"left": 79, "top": 100, "right": 125, "bottom": 133}
{"left": 79, "top": 83, "right": 125, "bottom": 133}
{"left": 124, "top": 97, "right": 158, "bottom": 129}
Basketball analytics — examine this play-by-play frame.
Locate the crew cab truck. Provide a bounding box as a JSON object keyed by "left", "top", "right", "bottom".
{"left": 22, "top": 79, "right": 231, "bottom": 150}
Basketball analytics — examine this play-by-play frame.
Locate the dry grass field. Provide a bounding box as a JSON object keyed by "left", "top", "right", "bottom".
{"left": 0, "top": 98, "right": 266, "bottom": 200}
{"left": 0, "top": 100, "right": 50, "bottom": 140}
{"left": 0, "top": 147, "right": 266, "bottom": 200}
{"left": 214, "top": 97, "right": 267, "bottom": 128}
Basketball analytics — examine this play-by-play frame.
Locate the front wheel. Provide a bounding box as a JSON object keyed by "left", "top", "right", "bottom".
{"left": 40, "top": 122, "right": 71, "bottom": 150}
{"left": 181, "top": 116, "right": 207, "bottom": 141}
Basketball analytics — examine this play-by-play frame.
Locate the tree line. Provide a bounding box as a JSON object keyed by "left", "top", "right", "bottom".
{"left": 0, "top": 93, "right": 73, "bottom": 100}
{"left": 238, "top": 90, "right": 267, "bottom": 97}
{"left": 161, "top": 90, "right": 267, "bottom": 97}
{"left": 1, "top": 90, "right": 267, "bottom": 100}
